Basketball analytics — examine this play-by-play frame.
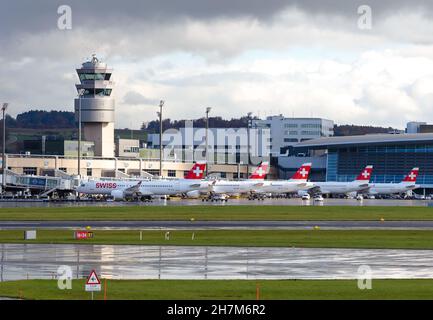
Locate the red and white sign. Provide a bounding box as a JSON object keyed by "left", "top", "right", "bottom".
{"left": 85, "top": 270, "right": 101, "bottom": 292}
{"left": 75, "top": 231, "right": 93, "bottom": 240}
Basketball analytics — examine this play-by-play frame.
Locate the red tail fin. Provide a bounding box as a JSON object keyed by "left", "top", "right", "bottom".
{"left": 185, "top": 162, "right": 206, "bottom": 179}
{"left": 249, "top": 162, "right": 268, "bottom": 180}
{"left": 403, "top": 167, "right": 419, "bottom": 183}
{"left": 290, "top": 163, "right": 312, "bottom": 181}
{"left": 355, "top": 165, "right": 373, "bottom": 182}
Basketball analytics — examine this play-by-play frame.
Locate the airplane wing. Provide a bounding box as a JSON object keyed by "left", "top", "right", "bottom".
{"left": 124, "top": 181, "right": 142, "bottom": 192}
{"left": 357, "top": 183, "right": 370, "bottom": 188}
{"left": 355, "top": 183, "right": 372, "bottom": 194}
{"left": 188, "top": 183, "right": 203, "bottom": 188}
{"left": 252, "top": 182, "right": 264, "bottom": 187}
{"left": 138, "top": 190, "right": 154, "bottom": 195}
{"left": 296, "top": 182, "right": 309, "bottom": 188}
{"left": 357, "top": 185, "right": 371, "bottom": 192}
{"left": 307, "top": 185, "right": 322, "bottom": 195}
{"left": 207, "top": 180, "right": 218, "bottom": 193}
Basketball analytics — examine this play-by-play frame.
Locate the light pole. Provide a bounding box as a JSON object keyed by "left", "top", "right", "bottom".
{"left": 205, "top": 107, "right": 211, "bottom": 176}
{"left": 246, "top": 112, "right": 252, "bottom": 177}
{"left": 1, "top": 103, "right": 8, "bottom": 196}
{"left": 158, "top": 100, "right": 164, "bottom": 177}
{"left": 77, "top": 89, "right": 85, "bottom": 178}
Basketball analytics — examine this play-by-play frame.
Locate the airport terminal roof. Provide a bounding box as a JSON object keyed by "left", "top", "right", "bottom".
{"left": 294, "top": 133, "right": 433, "bottom": 149}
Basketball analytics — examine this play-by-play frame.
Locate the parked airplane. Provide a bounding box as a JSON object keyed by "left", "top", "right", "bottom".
{"left": 254, "top": 163, "right": 313, "bottom": 195}
{"left": 204, "top": 162, "right": 269, "bottom": 200}
{"left": 367, "top": 167, "right": 420, "bottom": 196}
{"left": 76, "top": 162, "right": 207, "bottom": 200}
{"left": 311, "top": 165, "right": 373, "bottom": 195}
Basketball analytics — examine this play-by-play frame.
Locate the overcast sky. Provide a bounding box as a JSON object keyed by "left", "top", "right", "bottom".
{"left": 2, "top": 0, "right": 433, "bottom": 129}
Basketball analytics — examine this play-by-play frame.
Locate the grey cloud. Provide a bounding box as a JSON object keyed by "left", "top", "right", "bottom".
{"left": 2, "top": 1, "right": 433, "bottom": 128}
{"left": 0, "top": 0, "right": 290, "bottom": 37}
{"left": 122, "top": 91, "right": 159, "bottom": 106}
{"left": 157, "top": 71, "right": 270, "bottom": 87}
{"left": 2, "top": 0, "right": 432, "bottom": 38}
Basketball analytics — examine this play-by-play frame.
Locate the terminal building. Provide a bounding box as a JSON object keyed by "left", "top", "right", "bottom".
{"left": 291, "top": 133, "right": 433, "bottom": 193}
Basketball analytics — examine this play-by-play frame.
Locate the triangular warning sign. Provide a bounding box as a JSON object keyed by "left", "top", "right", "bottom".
{"left": 86, "top": 270, "right": 100, "bottom": 285}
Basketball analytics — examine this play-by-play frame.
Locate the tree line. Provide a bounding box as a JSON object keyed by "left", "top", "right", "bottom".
{"left": 1, "top": 110, "right": 397, "bottom": 136}
{"left": 3, "top": 110, "right": 76, "bottom": 129}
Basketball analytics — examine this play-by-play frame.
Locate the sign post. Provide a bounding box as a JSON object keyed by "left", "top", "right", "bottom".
{"left": 85, "top": 270, "right": 101, "bottom": 300}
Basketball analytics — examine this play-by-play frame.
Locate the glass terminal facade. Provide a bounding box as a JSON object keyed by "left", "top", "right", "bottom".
{"left": 326, "top": 143, "right": 433, "bottom": 185}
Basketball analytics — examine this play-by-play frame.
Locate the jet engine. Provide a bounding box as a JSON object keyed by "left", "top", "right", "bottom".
{"left": 186, "top": 190, "right": 201, "bottom": 199}
{"left": 111, "top": 190, "right": 125, "bottom": 201}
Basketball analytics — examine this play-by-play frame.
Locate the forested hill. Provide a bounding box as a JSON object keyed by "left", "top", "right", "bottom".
{"left": 3, "top": 110, "right": 398, "bottom": 135}
{"left": 5, "top": 110, "right": 75, "bottom": 129}
{"left": 333, "top": 124, "right": 397, "bottom": 136}
{"left": 142, "top": 116, "right": 254, "bottom": 132}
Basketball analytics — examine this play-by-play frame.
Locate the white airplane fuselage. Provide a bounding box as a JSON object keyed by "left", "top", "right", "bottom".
{"left": 258, "top": 180, "right": 314, "bottom": 194}
{"left": 77, "top": 179, "right": 207, "bottom": 196}
{"left": 209, "top": 180, "right": 264, "bottom": 195}
{"left": 313, "top": 181, "right": 370, "bottom": 195}
{"left": 368, "top": 183, "right": 419, "bottom": 195}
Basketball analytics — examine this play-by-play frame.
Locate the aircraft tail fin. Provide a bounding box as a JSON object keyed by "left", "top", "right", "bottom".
{"left": 185, "top": 162, "right": 206, "bottom": 179}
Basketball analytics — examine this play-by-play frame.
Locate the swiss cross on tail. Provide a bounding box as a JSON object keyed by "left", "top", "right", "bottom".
{"left": 290, "top": 163, "right": 312, "bottom": 181}
{"left": 403, "top": 168, "right": 419, "bottom": 183}
{"left": 185, "top": 162, "right": 206, "bottom": 179}
{"left": 249, "top": 162, "right": 269, "bottom": 180}
{"left": 355, "top": 165, "right": 373, "bottom": 181}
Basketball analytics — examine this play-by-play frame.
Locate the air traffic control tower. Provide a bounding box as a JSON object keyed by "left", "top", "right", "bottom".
{"left": 75, "top": 55, "right": 115, "bottom": 157}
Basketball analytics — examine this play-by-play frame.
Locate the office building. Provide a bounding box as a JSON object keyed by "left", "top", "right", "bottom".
{"left": 252, "top": 115, "right": 334, "bottom": 156}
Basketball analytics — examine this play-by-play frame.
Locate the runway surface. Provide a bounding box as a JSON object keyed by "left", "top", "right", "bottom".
{"left": 2, "top": 220, "right": 433, "bottom": 230}
{"left": 1, "top": 243, "right": 433, "bottom": 281}
{"left": 1, "top": 198, "right": 432, "bottom": 208}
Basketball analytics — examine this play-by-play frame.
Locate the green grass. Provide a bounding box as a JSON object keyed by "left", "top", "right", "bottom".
{"left": 0, "top": 205, "right": 433, "bottom": 221}
{"left": 1, "top": 279, "right": 433, "bottom": 300}
{"left": 3, "top": 229, "right": 433, "bottom": 249}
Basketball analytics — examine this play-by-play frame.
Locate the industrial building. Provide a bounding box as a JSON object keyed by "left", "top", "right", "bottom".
{"left": 406, "top": 121, "right": 433, "bottom": 134}
{"left": 21, "top": 138, "right": 95, "bottom": 157}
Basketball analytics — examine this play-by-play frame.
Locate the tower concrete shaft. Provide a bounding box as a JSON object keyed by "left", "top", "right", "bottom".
{"left": 74, "top": 55, "right": 115, "bottom": 157}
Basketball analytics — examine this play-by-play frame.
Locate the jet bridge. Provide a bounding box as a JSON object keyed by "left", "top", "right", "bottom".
{"left": 1, "top": 170, "right": 76, "bottom": 197}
